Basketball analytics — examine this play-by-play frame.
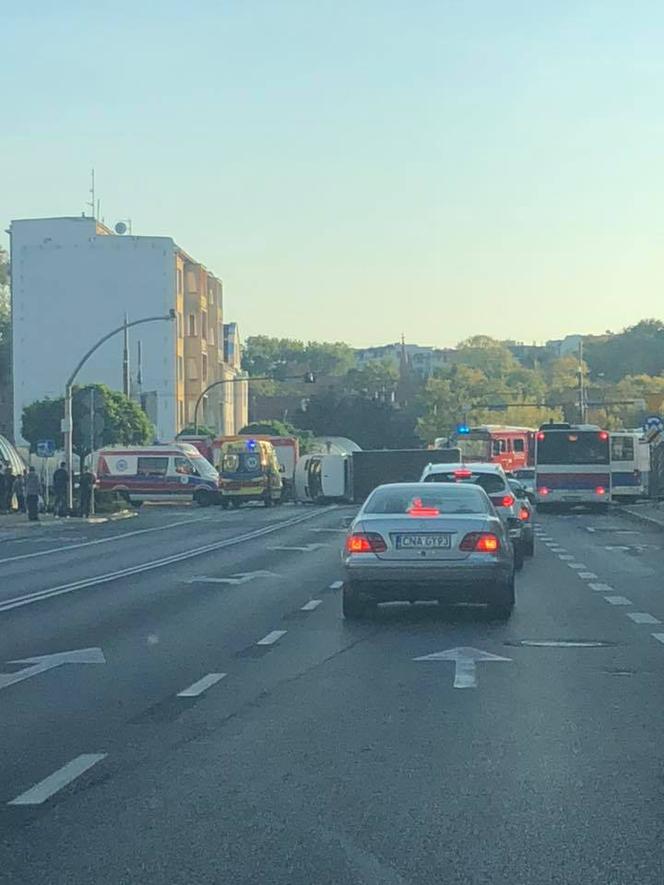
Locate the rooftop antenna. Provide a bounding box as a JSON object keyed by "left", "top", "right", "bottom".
{"left": 87, "top": 168, "right": 96, "bottom": 218}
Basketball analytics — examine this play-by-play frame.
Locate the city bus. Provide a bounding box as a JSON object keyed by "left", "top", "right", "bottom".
{"left": 535, "top": 423, "right": 611, "bottom": 510}
{"left": 444, "top": 425, "right": 535, "bottom": 473}
{"left": 610, "top": 430, "right": 650, "bottom": 501}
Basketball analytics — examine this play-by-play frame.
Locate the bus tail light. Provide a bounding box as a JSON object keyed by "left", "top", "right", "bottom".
{"left": 538, "top": 486, "right": 549, "bottom": 496}
{"left": 460, "top": 532, "right": 500, "bottom": 553}
{"left": 345, "top": 532, "right": 387, "bottom": 554}
{"left": 598, "top": 431, "right": 609, "bottom": 441}
{"left": 595, "top": 486, "right": 606, "bottom": 496}
{"left": 536, "top": 431, "right": 545, "bottom": 441}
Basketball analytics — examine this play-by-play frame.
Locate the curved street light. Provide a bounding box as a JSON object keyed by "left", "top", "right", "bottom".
{"left": 63, "top": 311, "right": 175, "bottom": 510}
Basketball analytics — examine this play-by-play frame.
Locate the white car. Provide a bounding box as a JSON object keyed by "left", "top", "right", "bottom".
{"left": 419, "top": 462, "right": 525, "bottom": 569}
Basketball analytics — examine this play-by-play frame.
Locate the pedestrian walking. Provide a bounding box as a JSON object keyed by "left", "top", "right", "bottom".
{"left": 14, "top": 470, "right": 26, "bottom": 513}
{"left": 26, "top": 466, "right": 41, "bottom": 522}
{"left": 52, "top": 461, "right": 69, "bottom": 517}
{"left": 78, "top": 466, "right": 97, "bottom": 518}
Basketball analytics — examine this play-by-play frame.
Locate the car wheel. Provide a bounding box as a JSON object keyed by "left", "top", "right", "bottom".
{"left": 194, "top": 490, "right": 212, "bottom": 507}
{"left": 491, "top": 576, "right": 515, "bottom": 619}
{"left": 514, "top": 544, "right": 525, "bottom": 571}
{"left": 342, "top": 583, "right": 370, "bottom": 619}
{"left": 525, "top": 535, "right": 535, "bottom": 557}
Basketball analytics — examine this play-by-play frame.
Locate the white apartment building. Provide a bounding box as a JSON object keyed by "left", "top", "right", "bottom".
{"left": 9, "top": 216, "right": 247, "bottom": 444}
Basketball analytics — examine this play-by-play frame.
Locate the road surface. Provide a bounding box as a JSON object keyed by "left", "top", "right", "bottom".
{"left": 0, "top": 504, "right": 663, "bottom": 884}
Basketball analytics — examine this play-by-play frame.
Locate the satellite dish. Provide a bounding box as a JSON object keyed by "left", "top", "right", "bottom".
{"left": 114, "top": 221, "right": 127, "bottom": 235}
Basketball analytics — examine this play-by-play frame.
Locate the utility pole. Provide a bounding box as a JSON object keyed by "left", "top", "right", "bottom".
{"left": 122, "top": 313, "right": 130, "bottom": 397}
{"left": 89, "top": 387, "right": 95, "bottom": 515}
{"left": 578, "top": 339, "right": 587, "bottom": 423}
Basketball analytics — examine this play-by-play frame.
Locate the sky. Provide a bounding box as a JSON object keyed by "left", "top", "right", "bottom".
{"left": 2, "top": 1, "right": 664, "bottom": 348}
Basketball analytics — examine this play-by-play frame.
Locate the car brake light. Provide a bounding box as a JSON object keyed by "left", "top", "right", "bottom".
{"left": 345, "top": 532, "right": 387, "bottom": 554}
{"left": 490, "top": 494, "right": 514, "bottom": 508}
{"left": 453, "top": 469, "right": 473, "bottom": 479}
{"left": 408, "top": 501, "right": 440, "bottom": 517}
{"left": 595, "top": 486, "right": 606, "bottom": 496}
{"left": 538, "top": 486, "right": 549, "bottom": 496}
{"left": 598, "top": 431, "right": 609, "bottom": 441}
{"left": 519, "top": 506, "right": 530, "bottom": 521}
{"left": 460, "top": 532, "right": 500, "bottom": 553}
{"left": 536, "top": 431, "right": 545, "bottom": 440}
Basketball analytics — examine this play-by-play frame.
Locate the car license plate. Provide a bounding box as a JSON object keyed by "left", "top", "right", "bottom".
{"left": 395, "top": 534, "right": 451, "bottom": 549}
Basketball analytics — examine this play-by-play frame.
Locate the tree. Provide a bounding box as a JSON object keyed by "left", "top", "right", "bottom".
{"left": 455, "top": 336, "right": 521, "bottom": 377}
{"left": 584, "top": 320, "right": 664, "bottom": 380}
{"left": 239, "top": 420, "right": 294, "bottom": 437}
{"left": 22, "top": 384, "right": 153, "bottom": 465}
{"left": 242, "top": 336, "right": 354, "bottom": 378}
{"left": 178, "top": 424, "right": 217, "bottom": 438}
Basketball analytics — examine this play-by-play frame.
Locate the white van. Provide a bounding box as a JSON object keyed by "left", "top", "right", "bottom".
{"left": 94, "top": 444, "right": 220, "bottom": 506}
{"left": 294, "top": 453, "right": 352, "bottom": 503}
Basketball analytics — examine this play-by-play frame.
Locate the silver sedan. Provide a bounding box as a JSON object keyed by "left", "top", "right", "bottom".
{"left": 342, "top": 482, "right": 516, "bottom": 619}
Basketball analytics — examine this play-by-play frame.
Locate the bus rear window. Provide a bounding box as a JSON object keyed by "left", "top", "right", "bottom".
{"left": 537, "top": 433, "right": 609, "bottom": 465}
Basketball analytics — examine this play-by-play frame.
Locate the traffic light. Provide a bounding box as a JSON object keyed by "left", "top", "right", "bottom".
{"left": 303, "top": 372, "right": 316, "bottom": 384}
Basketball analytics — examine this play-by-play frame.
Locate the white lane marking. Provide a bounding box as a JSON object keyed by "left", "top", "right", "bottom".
{"left": 329, "top": 581, "right": 343, "bottom": 590}
{"left": 568, "top": 563, "right": 587, "bottom": 570}
{"left": 414, "top": 647, "right": 511, "bottom": 688}
{"left": 578, "top": 572, "right": 598, "bottom": 579}
{"left": 558, "top": 554, "right": 574, "bottom": 561}
{"left": 0, "top": 510, "right": 336, "bottom": 614}
{"left": 589, "top": 582, "right": 614, "bottom": 593}
{"left": 0, "top": 516, "right": 212, "bottom": 566}
{"left": 256, "top": 630, "right": 287, "bottom": 646}
{"left": 604, "top": 596, "right": 633, "bottom": 606}
{"left": 627, "top": 612, "right": 661, "bottom": 624}
{"left": 0, "top": 647, "right": 105, "bottom": 692}
{"left": 518, "top": 640, "right": 606, "bottom": 648}
{"left": 652, "top": 633, "right": 664, "bottom": 644}
{"left": 186, "top": 570, "right": 280, "bottom": 585}
{"left": 586, "top": 527, "right": 596, "bottom": 533}
{"left": 177, "top": 673, "right": 227, "bottom": 697}
{"left": 9, "top": 754, "right": 107, "bottom": 805}
{"left": 267, "top": 543, "right": 325, "bottom": 552}
{"left": 310, "top": 528, "right": 346, "bottom": 534}
{"left": 549, "top": 547, "right": 564, "bottom": 552}
{"left": 301, "top": 599, "right": 322, "bottom": 611}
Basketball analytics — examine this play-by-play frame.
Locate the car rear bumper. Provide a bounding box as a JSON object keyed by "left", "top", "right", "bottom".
{"left": 343, "top": 558, "right": 512, "bottom": 602}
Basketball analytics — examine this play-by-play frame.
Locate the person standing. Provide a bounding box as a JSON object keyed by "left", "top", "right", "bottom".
{"left": 26, "top": 466, "right": 41, "bottom": 522}
{"left": 14, "top": 470, "right": 26, "bottom": 513}
{"left": 4, "top": 465, "right": 14, "bottom": 513}
{"left": 78, "top": 466, "right": 97, "bottom": 518}
{"left": 52, "top": 461, "right": 69, "bottom": 517}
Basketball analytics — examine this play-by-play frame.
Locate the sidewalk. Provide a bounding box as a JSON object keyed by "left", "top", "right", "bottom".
{"left": 617, "top": 500, "right": 664, "bottom": 530}
{"left": 0, "top": 509, "right": 137, "bottom": 535}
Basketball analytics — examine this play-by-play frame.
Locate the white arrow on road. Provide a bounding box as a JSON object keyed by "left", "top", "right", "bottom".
{"left": 0, "top": 647, "right": 106, "bottom": 692}
{"left": 186, "top": 570, "right": 280, "bottom": 586}
{"left": 414, "top": 646, "right": 511, "bottom": 689}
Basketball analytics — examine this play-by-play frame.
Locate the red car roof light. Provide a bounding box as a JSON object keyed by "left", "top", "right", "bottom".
{"left": 453, "top": 469, "right": 473, "bottom": 479}
{"left": 408, "top": 497, "right": 440, "bottom": 517}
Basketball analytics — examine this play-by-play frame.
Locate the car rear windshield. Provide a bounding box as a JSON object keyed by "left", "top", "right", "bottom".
{"left": 364, "top": 485, "right": 490, "bottom": 515}
{"left": 423, "top": 471, "right": 506, "bottom": 495}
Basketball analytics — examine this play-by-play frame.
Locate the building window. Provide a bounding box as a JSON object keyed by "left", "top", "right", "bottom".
{"left": 208, "top": 323, "right": 214, "bottom": 346}
{"left": 177, "top": 312, "right": 184, "bottom": 338}
{"left": 201, "top": 310, "right": 207, "bottom": 341}
{"left": 188, "top": 313, "right": 197, "bottom": 336}
{"left": 208, "top": 284, "right": 214, "bottom": 305}
{"left": 202, "top": 353, "right": 208, "bottom": 381}
{"left": 187, "top": 358, "right": 199, "bottom": 380}
{"left": 187, "top": 400, "right": 195, "bottom": 423}
{"left": 177, "top": 356, "right": 184, "bottom": 382}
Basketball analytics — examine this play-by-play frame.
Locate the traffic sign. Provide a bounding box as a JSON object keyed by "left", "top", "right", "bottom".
{"left": 36, "top": 439, "right": 55, "bottom": 458}
{"left": 643, "top": 415, "right": 664, "bottom": 434}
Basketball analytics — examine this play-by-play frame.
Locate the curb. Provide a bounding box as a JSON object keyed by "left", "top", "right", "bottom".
{"left": 616, "top": 506, "right": 664, "bottom": 530}
{"left": 0, "top": 508, "right": 137, "bottom": 533}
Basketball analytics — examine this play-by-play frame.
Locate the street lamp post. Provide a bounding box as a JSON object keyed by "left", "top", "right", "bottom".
{"left": 192, "top": 372, "right": 316, "bottom": 435}
{"left": 63, "top": 311, "right": 175, "bottom": 511}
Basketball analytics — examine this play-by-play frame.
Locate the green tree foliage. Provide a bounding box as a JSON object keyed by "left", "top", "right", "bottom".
{"left": 22, "top": 384, "right": 153, "bottom": 465}
{"left": 584, "top": 320, "right": 664, "bottom": 380}
{"left": 294, "top": 391, "right": 419, "bottom": 450}
{"left": 239, "top": 420, "right": 294, "bottom": 437}
{"left": 242, "top": 336, "right": 354, "bottom": 377}
{"left": 345, "top": 360, "right": 399, "bottom": 397}
{"left": 178, "top": 424, "right": 217, "bottom": 438}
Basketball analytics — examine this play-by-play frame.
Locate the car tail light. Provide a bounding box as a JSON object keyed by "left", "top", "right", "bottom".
{"left": 519, "top": 506, "right": 530, "bottom": 521}
{"left": 345, "top": 532, "right": 387, "bottom": 554}
{"left": 536, "top": 431, "right": 545, "bottom": 441}
{"left": 595, "top": 486, "right": 606, "bottom": 496}
{"left": 598, "top": 431, "right": 609, "bottom": 441}
{"left": 460, "top": 532, "right": 500, "bottom": 553}
{"left": 490, "top": 495, "right": 514, "bottom": 508}
{"left": 538, "top": 486, "right": 549, "bottom": 496}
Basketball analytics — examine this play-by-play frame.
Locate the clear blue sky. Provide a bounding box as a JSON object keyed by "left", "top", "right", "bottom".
{"left": 3, "top": 1, "right": 664, "bottom": 347}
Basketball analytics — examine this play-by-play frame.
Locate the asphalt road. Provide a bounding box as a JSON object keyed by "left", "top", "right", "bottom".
{"left": 1, "top": 503, "right": 664, "bottom": 884}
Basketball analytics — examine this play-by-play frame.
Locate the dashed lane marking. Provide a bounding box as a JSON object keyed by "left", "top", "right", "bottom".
{"left": 589, "top": 583, "right": 615, "bottom": 593}
{"left": 177, "top": 673, "right": 227, "bottom": 697}
{"left": 9, "top": 754, "right": 107, "bottom": 806}
{"left": 578, "top": 572, "right": 599, "bottom": 579}
{"left": 301, "top": 599, "right": 323, "bottom": 611}
{"left": 329, "top": 581, "right": 343, "bottom": 591}
{"left": 604, "top": 596, "right": 633, "bottom": 606}
{"left": 568, "top": 563, "right": 587, "bottom": 570}
{"left": 627, "top": 612, "right": 661, "bottom": 624}
{"left": 558, "top": 554, "right": 574, "bottom": 561}
{"left": 256, "top": 630, "right": 287, "bottom": 646}
{"left": 652, "top": 634, "right": 664, "bottom": 644}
